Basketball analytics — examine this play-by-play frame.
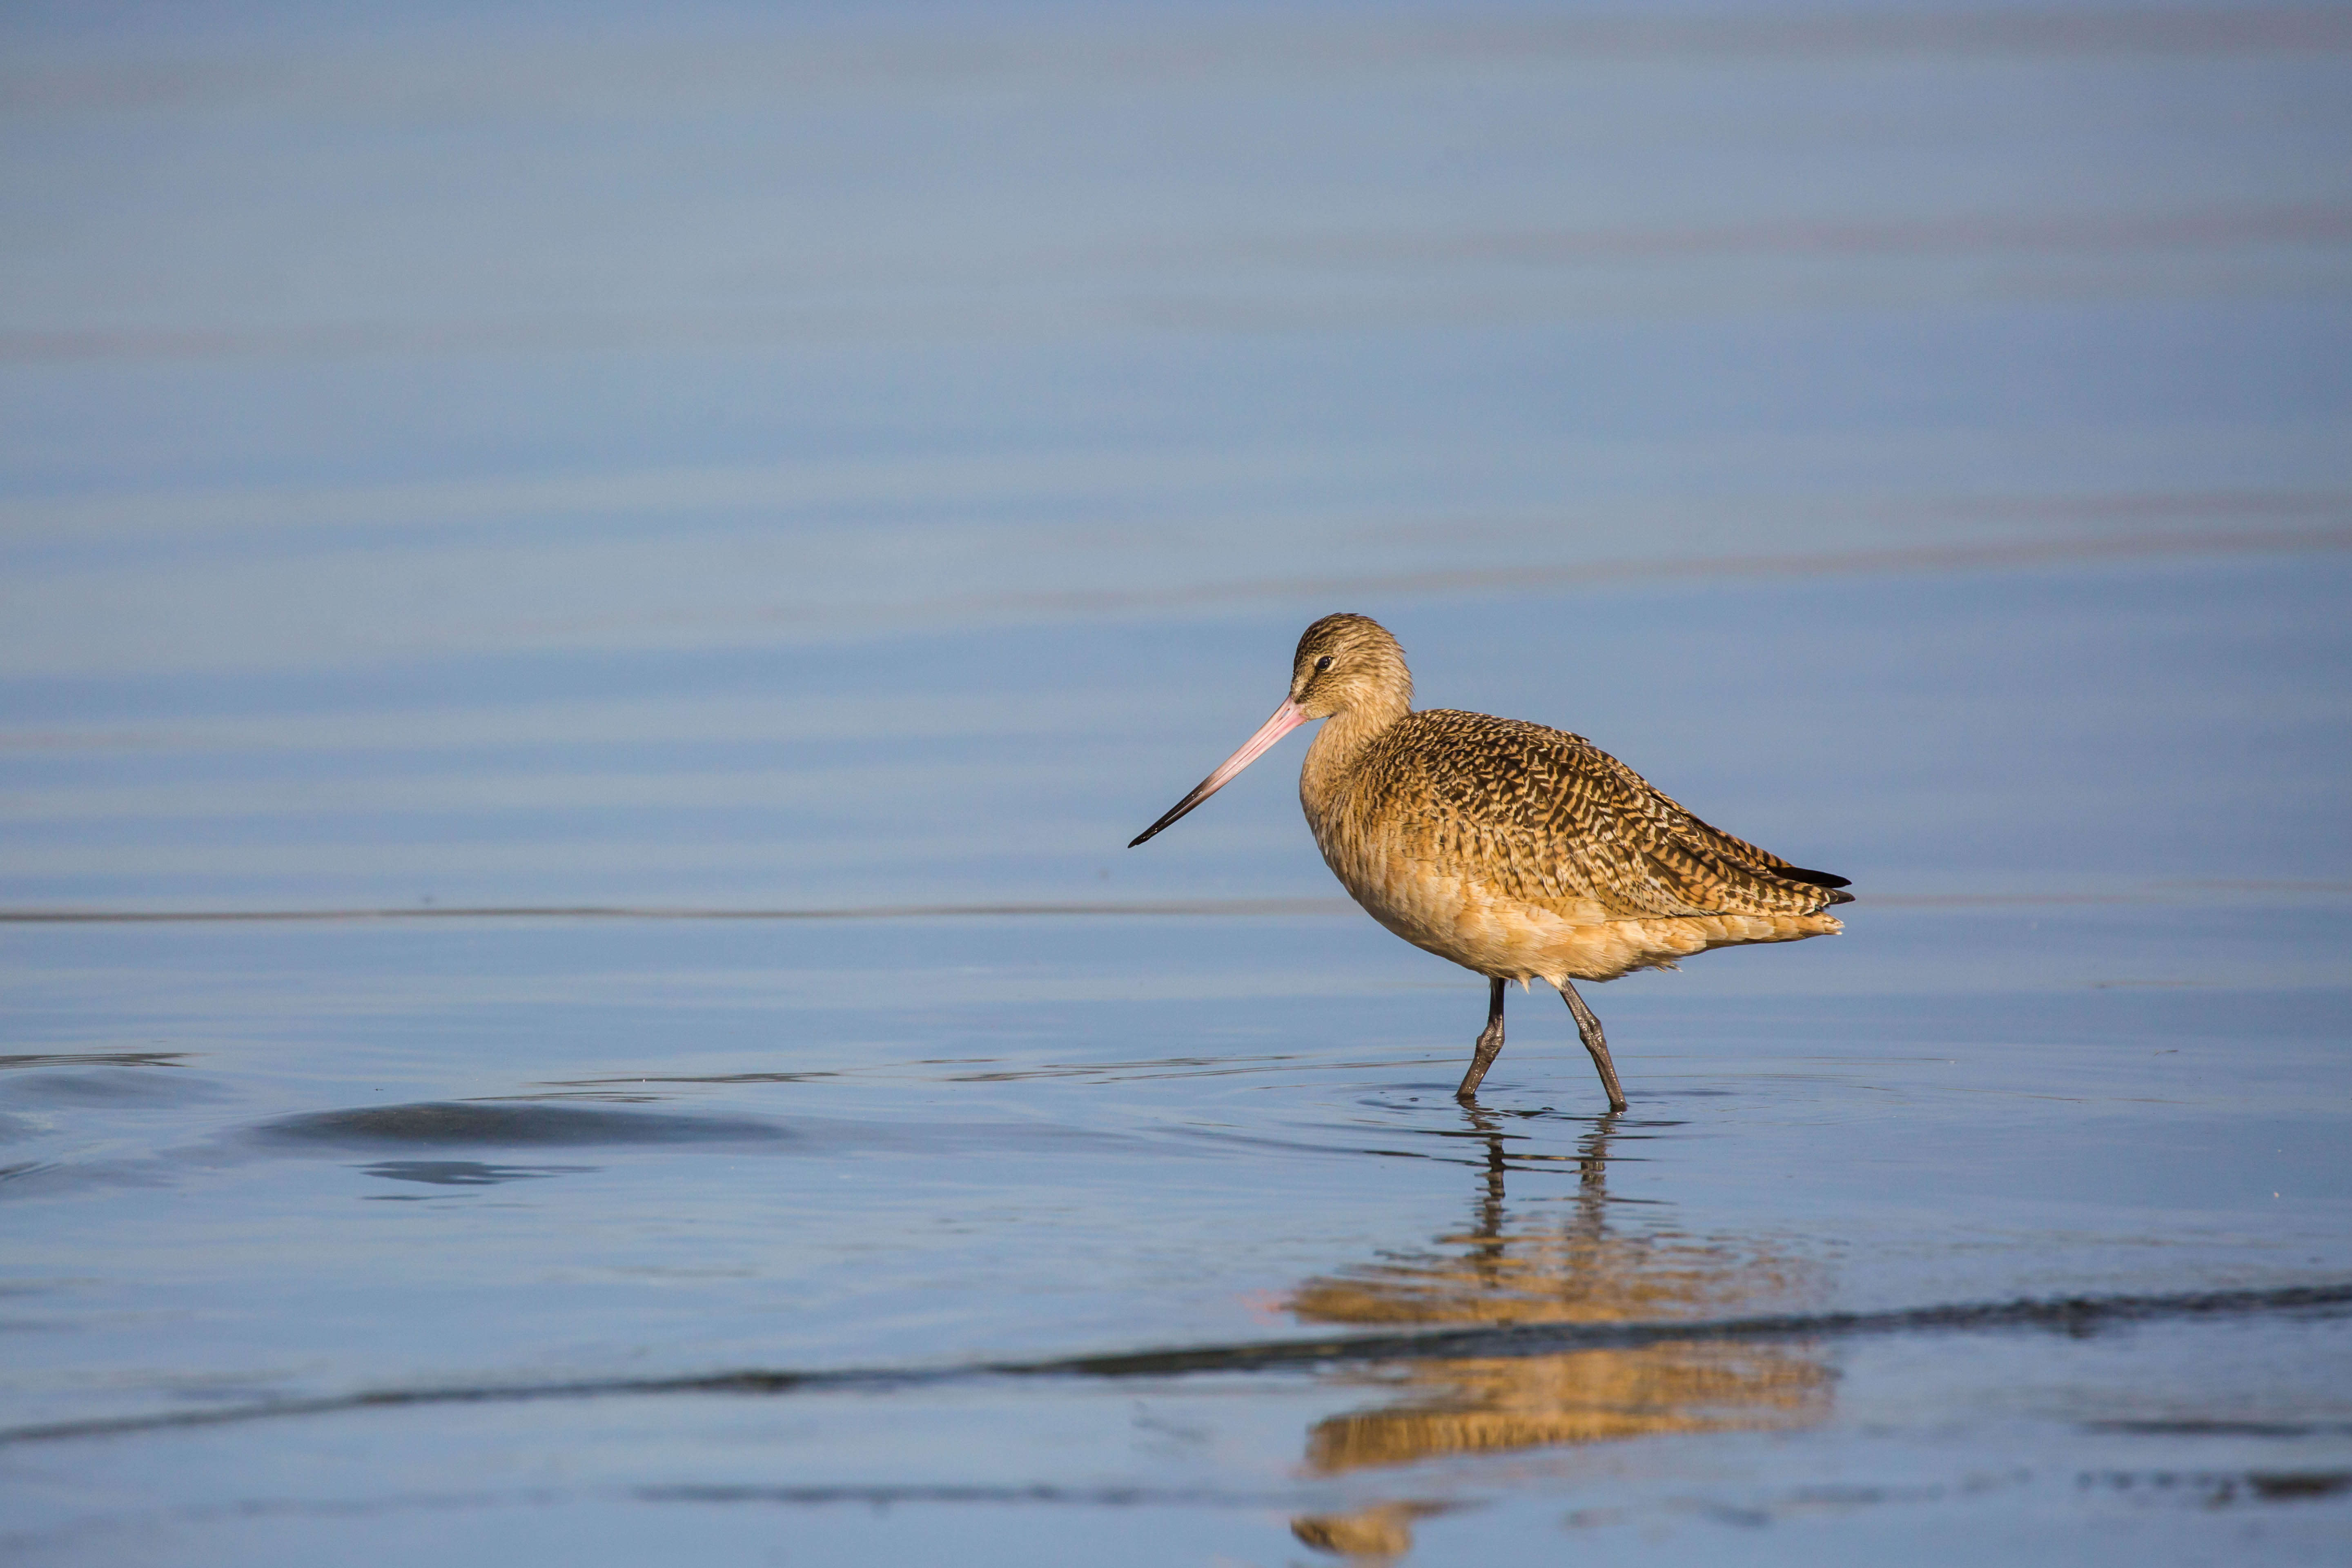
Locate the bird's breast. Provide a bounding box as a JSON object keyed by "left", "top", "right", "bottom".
{"left": 1309, "top": 804, "right": 1591, "bottom": 980}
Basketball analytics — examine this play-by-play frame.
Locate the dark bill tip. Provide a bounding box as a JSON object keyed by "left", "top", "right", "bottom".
{"left": 1127, "top": 783, "right": 1213, "bottom": 848}
{"left": 1124, "top": 698, "right": 1307, "bottom": 851}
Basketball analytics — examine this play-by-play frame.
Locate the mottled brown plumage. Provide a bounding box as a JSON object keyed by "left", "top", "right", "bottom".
{"left": 1131, "top": 613, "right": 1852, "bottom": 1109}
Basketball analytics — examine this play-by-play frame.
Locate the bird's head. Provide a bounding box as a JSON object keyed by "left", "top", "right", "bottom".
{"left": 1287, "top": 612, "right": 1413, "bottom": 722}
{"left": 1128, "top": 612, "right": 1414, "bottom": 848}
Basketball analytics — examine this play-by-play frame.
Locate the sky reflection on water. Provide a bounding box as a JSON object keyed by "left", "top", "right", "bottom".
{"left": 2, "top": 1, "right": 2350, "bottom": 1562}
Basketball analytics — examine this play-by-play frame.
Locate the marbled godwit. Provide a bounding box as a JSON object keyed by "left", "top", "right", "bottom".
{"left": 1128, "top": 613, "right": 1851, "bottom": 1109}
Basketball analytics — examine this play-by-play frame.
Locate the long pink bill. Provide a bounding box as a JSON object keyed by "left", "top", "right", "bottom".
{"left": 1127, "top": 699, "right": 1308, "bottom": 848}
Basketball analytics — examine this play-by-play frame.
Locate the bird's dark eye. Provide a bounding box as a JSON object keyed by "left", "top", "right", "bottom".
{"left": 1314, "top": 655, "right": 1334, "bottom": 672}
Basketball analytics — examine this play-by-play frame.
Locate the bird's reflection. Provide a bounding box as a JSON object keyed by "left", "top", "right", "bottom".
{"left": 1287, "top": 1111, "right": 1831, "bottom": 1556}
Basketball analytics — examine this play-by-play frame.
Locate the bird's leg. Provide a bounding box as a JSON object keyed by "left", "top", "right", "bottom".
{"left": 1559, "top": 980, "right": 1629, "bottom": 1112}
{"left": 1454, "top": 977, "right": 1508, "bottom": 1101}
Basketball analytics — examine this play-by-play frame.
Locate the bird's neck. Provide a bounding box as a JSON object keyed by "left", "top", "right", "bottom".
{"left": 1299, "top": 692, "right": 1409, "bottom": 819}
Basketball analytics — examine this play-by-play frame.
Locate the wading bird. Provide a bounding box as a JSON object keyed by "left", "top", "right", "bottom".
{"left": 1128, "top": 614, "right": 1851, "bottom": 1109}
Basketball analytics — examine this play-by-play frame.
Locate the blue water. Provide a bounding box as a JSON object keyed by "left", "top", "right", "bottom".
{"left": 4, "top": 3, "right": 2350, "bottom": 1562}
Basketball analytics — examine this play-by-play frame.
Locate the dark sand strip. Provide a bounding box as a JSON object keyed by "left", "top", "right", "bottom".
{"left": 3, "top": 1281, "right": 2343, "bottom": 1450}
{"left": 0, "top": 899, "right": 1359, "bottom": 924}
{"left": 5, "top": 882, "right": 2343, "bottom": 925}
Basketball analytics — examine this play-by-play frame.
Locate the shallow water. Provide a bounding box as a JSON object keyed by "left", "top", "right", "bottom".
{"left": 4, "top": 2, "right": 2351, "bottom": 1563}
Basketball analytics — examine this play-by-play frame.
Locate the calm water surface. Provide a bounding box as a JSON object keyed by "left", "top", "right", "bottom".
{"left": 3, "top": 3, "right": 2350, "bottom": 1562}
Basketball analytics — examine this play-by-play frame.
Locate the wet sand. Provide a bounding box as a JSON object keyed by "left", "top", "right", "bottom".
{"left": 3, "top": 3, "right": 2350, "bottom": 1562}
